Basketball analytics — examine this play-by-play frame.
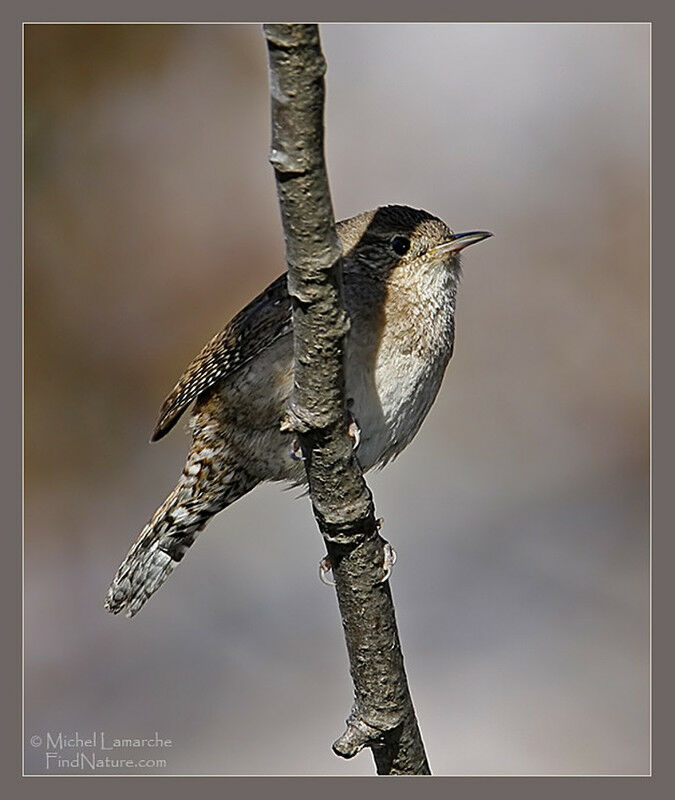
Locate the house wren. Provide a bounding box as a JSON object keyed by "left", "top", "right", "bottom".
{"left": 105, "top": 205, "right": 491, "bottom": 617}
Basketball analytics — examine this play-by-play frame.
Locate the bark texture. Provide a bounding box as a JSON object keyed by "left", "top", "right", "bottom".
{"left": 263, "top": 23, "right": 430, "bottom": 775}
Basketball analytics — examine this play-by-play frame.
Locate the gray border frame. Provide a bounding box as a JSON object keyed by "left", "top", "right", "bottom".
{"left": 6, "top": 1, "right": 667, "bottom": 797}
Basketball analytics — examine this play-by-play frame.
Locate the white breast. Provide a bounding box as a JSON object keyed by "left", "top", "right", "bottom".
{"left": 345, "top": 268, "right": 456, "bottom": 470}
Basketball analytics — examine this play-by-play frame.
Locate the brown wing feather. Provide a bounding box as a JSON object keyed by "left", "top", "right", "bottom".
{"left": 151, "top": 274, "right": 291, "bottom": 441}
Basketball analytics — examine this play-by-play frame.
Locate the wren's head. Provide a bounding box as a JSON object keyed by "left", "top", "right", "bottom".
{"left": 336, "top": 205, "right": 492, "bottom": 282}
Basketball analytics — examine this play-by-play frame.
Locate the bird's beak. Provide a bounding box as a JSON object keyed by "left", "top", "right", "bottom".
{"left": 433, "top": 230, "right": 493, "bottom": 256}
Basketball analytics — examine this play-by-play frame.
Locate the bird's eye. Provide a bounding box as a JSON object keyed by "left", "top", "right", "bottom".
{"left": 391, "top": 236, "right": 411, "bottom": 256}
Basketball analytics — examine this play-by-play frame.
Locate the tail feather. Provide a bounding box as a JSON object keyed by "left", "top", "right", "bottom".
{"left": 105, "top": 463, "right": 257, "bottom": 618}
{"left": 105, "top": 485, "right": 195, "bottom": 617}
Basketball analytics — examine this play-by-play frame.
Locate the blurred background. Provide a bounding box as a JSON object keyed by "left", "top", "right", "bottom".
{"left": 24, "top": 23, "right": 649, "bottom": 775}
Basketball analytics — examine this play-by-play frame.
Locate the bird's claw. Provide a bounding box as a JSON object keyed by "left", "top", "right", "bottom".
{"left": 347, "top": 413, "right": 361, "bottom": 450}
{"left": 291, "top": 415, "right": 359, "bottom": 460}
{"left": 378, "top": 542, "right": 397, "bottom": 584}
{"left": 319, "top": 555, "right": 336, "bottom": 586}
{"left": 290, "top": 437, "right": 305, "bottom": 462}
{"left": 320, "top": 541, "right": 396, "bottom": 586}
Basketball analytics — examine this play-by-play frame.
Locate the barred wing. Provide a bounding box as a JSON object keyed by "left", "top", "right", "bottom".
{"left": 151, "top": 274, "right": 291, "bottom": 441}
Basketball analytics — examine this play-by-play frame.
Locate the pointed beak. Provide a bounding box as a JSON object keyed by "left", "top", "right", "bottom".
{"left": 433, "top": 230, "right": 493, "bottom": 256}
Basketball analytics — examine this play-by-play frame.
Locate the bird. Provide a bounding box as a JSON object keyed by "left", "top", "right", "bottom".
{"left": 105, "top": 205, "right": 491, "bottom": 617}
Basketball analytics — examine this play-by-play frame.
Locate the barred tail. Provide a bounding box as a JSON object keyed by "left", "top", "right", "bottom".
{"left": 105, "top": 463, "right": 257, "bottom": 618}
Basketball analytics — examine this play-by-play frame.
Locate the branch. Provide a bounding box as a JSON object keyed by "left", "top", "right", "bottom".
{"left": 263, "top": 23, "right": 430, "bottom": 775}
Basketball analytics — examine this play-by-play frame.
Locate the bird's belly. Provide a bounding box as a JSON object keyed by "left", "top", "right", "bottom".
{"left": 345, "top": 345, "right": 449, "bottom": 471}
{"left": 220, "top": 332, "right": 449, "bottom": 481}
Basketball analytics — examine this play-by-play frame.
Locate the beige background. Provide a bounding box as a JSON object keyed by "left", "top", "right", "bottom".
{"left": 25, "top": 23, "right": 649, "bottom": 774}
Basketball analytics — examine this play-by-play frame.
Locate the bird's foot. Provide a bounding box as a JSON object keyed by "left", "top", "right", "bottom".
{"left": 378, "top": 541, "right": 397, "bottom": 583}
{"left": 347, "top": 413, "right": 361, "bottom": 450}
{"left": 319, "top": 537, "right": 396, "bottom": 587}
{"left": 289, "top": 413, "right": 359, "bottom": 460}
{"left": 290, "top": 437, "right": 305, "bottom": 462}
{"left": 319, "top": 555, "right": 336, "bottom": 586}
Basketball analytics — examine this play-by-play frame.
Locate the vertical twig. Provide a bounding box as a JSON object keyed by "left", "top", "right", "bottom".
{"left": 263, "top": 23, "right": 430, "bottom": 775}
